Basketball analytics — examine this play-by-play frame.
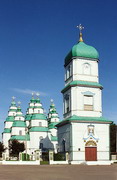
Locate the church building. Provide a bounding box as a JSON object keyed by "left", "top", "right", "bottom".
{"left": 2, "top": 94, "right": 60, "bottom": 155}
{"left": 57, "top": 24, "right": 112, "bottom": 163}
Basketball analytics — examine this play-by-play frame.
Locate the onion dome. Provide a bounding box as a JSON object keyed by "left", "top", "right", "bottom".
{"left": 48, "top": 99, "right": 60, "bottom": 126}
{"left": 65, "top": 31, "right": 99, "bottom": 66}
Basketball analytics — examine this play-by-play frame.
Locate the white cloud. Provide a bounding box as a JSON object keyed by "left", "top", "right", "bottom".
{"left": 11, "top": 88, "right": 47, "bottom": 97}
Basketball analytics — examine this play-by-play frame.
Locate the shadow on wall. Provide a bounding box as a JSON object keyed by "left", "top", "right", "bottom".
{"left": 39, "top": 135, "right": 54, "bottom": 152}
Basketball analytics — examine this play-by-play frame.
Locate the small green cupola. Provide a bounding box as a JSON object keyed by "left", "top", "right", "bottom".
{"left": 48, "top": 99, "right": 60, "bottom": 126}
{"left": 65, "top": 26, "right": 99, "bottom": 66}
{"left": 16, "top": 101, "right": 24, "bottom": 117}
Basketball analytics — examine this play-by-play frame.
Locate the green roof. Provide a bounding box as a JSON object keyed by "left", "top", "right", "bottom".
{"left": 10, "top": 134, "right": 30, "bottom": 141}
{"left": 28, "top": 106, "right": 34, "bottom": 108}
{"left": 25, "top": 114, "right": 32, "bottom": 121}
{"left": 65, "top": 41, "right": 99, "bottom": 66}
{"left": 50, "top": 109, "right": 57, "bottom": 114}
{"left": 48, "top": 122, "right": 58, "bottom": 129}
{"left": 29, "top": 127, "right": 49, "bottom": 132}
{"left": 51, "top": 136, "right": 58, "bottom": 141}
{"left": 56, "top": 115, "right": 112, "bottom": 127}
{"left": 5, "top": 116, "right": 15, "bottom": 122}
{"left": 16, "top": 107, "right": 22, "bottom": 112}
{"left": 31, "top": 113, "right": 47, "bottom": 120}
{"left": 9, "top": 109, "right": 17, "bottom": 112}
{"left": 3, "top": 128, "right": 11, "bottom": 133}
{"left": 33, "top": 106, "right": 43, "bottom": 109}
{"left": 50, "top": 104, "right": 55, "bottom": 108}
{"left": 61, "top": 80, "right": 103, "bottom": 93}
{"left": 12, "top": 121, "right": 26, "bottom": 127}
{"left": 30, "top": 98, "right": 36, "bottom": 103}
{"left": 11, "top": 101, "right": 17, "bottom": 107}
{"left": 36, "top": 99, "right": 40, "bottom": 103}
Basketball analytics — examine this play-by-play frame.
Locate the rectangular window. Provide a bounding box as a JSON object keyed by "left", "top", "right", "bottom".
{"left": 64, "top": 94, "right": 70, "bottom": 113}
{"left": 39, "top": 122, "right": 42, "bottom": 127}
{"left": 19, "top": 130, "right": 22, "bottom": 135}
{"left": 84, "top": 96, "right": 93, "bottom": 111}
{"left": 66, "top": 64, "right": 72, "bottom": 80}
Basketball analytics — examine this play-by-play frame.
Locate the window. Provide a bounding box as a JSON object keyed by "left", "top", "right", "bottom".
{"left": 64, "top": 94, "right": 70, "bottom": 113}
{"left": 19, "top": 130, "right": 22, "bottom": 135}
{"left": 62, "top": 139, "right": 66, "bottom": 152}
{"left": 38, "top": 110, "right": 40, "bottom": 113}
{"left": 84, "top": 95, "right": 93, "bottom": 111}
{"left": 66, "top": 64, "right": 72, "bottom": 80}
{"left": 39, "top": 143, "right": 43, "bottom": 150}
{"left": 83, "top": 63, "right": 91, "bottom": 75}
{"left": 39, "top": 122, "right": 42, "bottom": 126}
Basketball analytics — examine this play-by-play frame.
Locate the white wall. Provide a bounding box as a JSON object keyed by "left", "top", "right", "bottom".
{"left": 4, "top": 122, "right": 13, "bottom": 129}
{"left": 11, "top": 127, "right": 26, "bottom": 136}
{"left": 71, "top": 86, "right": 102, "bottom": 117}
{"left": 73, "top": 58, "right": 99, "bottom": 82}
{"left": 31, "top": 120, "right": 48, "bottom": 127}
{"left": 29, "top": 132, "right": 53, "bottom": 153}
{"left": 58, "top": 122, "right": 110, "bottom": 161}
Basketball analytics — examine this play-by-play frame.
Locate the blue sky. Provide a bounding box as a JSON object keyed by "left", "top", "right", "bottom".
{"left": 0, "top": 0, "right": 117, "bottom": 135}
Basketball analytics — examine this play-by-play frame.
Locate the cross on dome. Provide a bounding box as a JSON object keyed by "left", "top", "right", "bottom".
{"left": 77, "top": 24, "right": 84, "bottom": 33}
{"left": 76, "top": 24, "right": 84, "bottom": 42}
{"left": 51, "top": 99, "right": 54, "bottom": 104}
{"left": 18, "top": 101, "right": 21, "bottom": 106}
{"left": 36, "top": 92, "right": 40, "bottom": 97}
{"left": 12, "top": 96, "right": 16, "bottom": 101}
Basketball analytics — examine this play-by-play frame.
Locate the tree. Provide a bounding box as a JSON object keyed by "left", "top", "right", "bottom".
{"left": 9, "top": 140, "right": 25, "bottom": 157}
{"left": 110, "top": 124, "right": 116, "bottom": 153}
{"left": 0, "top": 142, "right": 6, "bottom": 157}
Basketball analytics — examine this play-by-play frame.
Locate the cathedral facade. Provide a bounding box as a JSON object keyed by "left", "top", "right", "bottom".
{"left": 2, "top": 95, "right": 60, "bottom": 155}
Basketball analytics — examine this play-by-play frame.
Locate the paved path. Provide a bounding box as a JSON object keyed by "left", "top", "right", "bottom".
{"left": 0, "top": 164, "right": 116, "bottom": 180}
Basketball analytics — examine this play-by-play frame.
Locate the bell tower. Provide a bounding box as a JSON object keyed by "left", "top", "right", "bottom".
{"left": 62, "top": 24, "right": 102, "bottom": 119}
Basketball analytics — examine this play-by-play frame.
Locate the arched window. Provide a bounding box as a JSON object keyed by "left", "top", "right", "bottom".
{"left": 83, "top": 63, "right": 91, "bottom": 75}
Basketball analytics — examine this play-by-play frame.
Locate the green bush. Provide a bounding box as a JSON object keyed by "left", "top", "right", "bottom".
{"left": 54, "top": 153, "right": 66, "bottom": 161}
{"left": 22, "top": 153, "right": 30, "bottom": 161}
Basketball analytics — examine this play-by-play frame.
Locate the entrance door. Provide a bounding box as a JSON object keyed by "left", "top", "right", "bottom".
{"left": 85, "top": 147, "right": 97, "bottom": 161}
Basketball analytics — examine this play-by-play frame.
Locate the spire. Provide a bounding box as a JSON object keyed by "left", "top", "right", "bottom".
{"left": 77, "top": 24, "right": 84, "bottom": 42}
{"left": 11, "top": 96, "right": 16, "bottom": 107}
{"left": 17, "top": 101, "right": 22, "bottom": 113}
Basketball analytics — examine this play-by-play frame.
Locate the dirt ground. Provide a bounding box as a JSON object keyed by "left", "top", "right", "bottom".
{"left": 0, "top": 164, "right": 116, "bottom": 180}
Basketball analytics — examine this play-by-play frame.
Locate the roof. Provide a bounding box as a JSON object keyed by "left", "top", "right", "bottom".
{"left": 31, "top": 113, "right": 47, "bottom": 120}
{"left": 10, "top": 134, "right": 30, "bottom": 141}
{"left": 61, "top": 80, "right": 103, "bottom": 93}
{"left": 12, "top": 121, "right": 26, "bottom": 127}
{"left": 5, "top": 116, "right": 15, "bottom": 122}
{"left": 56, "top": 115, "right": 113, "bottom": 127}
{"left": 51, "top": 136, "right": 58, "bottom": 141}
{"left": 25, "top": 114, "right": 32, "bottom": 121}
{"left": 65, "top": 41, "right": 99, "bottom": 66}
{"left": 29, "top": 127, "right": 49, "bottom": 132}
{"left": 48, "top": 122, "right": 58, "bottom": 129}
{"left": 3, "top": 128, "right": 11, "bottom": 133}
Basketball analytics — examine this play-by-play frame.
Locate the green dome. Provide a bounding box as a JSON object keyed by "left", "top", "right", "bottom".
{"left": 65, "top": 41, "right": 99, "bottom": 65}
